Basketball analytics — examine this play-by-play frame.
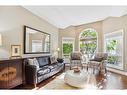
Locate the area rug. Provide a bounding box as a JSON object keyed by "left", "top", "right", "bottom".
{"left": 39, "top": 73, "right": 98, "bottom": 90}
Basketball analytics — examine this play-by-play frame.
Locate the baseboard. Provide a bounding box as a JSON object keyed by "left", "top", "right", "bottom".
{"left": 107, "top": 67, "right": 127, "bottom": 76}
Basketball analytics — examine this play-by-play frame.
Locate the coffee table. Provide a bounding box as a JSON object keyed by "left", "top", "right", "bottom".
{"left": 64, "top": 70, "right": 88, "bottom": 88}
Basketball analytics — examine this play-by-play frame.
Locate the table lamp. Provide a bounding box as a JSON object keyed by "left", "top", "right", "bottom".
{"left": 57, "top": 48, "right": 60, "bottom": 58}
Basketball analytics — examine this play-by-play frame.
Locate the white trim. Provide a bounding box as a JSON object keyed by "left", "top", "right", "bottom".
{"left": 107, "top": 64, "right": 123, "bottom": 70}
{"left": 107, "top": 67, "right": 127, "bottom": 76}
{"left": 104, "top": 29, "right": 123, "bottom": 37}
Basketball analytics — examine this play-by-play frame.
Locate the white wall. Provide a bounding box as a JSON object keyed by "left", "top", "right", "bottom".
{"left": 0, "top": 6, "right": 58, "bottom": 58}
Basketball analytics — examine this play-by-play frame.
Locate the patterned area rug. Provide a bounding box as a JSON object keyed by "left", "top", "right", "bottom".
{"left": 39, "top": 72, "right": 98, "bottom": 90}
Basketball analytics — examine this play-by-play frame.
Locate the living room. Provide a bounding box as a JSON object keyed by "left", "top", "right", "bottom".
{"left": 0, "top": 4, "right": 127, "bottom": 93}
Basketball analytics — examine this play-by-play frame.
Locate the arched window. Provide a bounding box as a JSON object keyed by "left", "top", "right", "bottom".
{"left": 79, "top": 28, "right": 97, "bottom": 59}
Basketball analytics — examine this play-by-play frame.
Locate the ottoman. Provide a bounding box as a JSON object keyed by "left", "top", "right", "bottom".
{"left": 64, "top": 70, "right": 87, "bottom": 88}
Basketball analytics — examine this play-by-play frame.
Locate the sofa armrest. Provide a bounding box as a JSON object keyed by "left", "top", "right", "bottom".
{"left": 25, "top": 65, "right": 37, "bottom": 84}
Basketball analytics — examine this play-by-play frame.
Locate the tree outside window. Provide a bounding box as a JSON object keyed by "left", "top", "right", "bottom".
{"left": 106, "top": 40, "right": 119, "bottom": 64}
{"left": 63, "top": 43, "right": 73, "bottom": 56}
{"left": 80, "top": 29, "right": 97, "bottom": 59}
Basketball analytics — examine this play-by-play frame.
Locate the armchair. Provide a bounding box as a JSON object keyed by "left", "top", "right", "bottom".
{"left": 70, "top": 51, "right": 83, "bottom": 70}
{"left": 88, "top": 52, "right": 108, "bottom": 74}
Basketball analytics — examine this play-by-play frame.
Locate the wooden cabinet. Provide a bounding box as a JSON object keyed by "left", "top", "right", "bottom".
{"left": 0, "top": 59, "right": 23, "bottom": 89}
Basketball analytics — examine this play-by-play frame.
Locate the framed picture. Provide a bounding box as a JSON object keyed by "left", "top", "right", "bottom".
{"left": 11, "top": 45, "right": 21, "bottom": 57}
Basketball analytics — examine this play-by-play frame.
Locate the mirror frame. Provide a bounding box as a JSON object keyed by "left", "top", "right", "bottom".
{"left": 23, "top": 25, "right": 51, "bottom": 54}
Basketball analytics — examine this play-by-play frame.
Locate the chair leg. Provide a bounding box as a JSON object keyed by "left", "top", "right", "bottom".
{"left": 34, "top": 84, "right": 36, "bottom": 88}
{"left": 93, "top": 66, "right": 95, "bottom": 74}
{"left": 70, "top": 63, "right": 71, "bottom": 70}
{"left": 99, "top": 67, "right": 101, "bottom": 75}
{"left": 70, "top": 66, "right": 71, "bottom": 70}
{"left": 87, "top": 65, "right": 88, "bottom": 71}
{"left": 99, "top": 67, "right": 101, "bottom": 74}
{"left": 82, "top": 64, "right": 83, "bottom": 69}
{"left": 105, "top": 68, "right": 107, "bottom": 73}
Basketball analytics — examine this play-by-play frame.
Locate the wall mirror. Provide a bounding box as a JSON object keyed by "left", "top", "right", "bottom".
{"left": 24, "top": 26, "right": 50, "bottom": 54}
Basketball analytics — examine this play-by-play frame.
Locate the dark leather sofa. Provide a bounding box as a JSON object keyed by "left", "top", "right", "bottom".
{"left": 25, "top": 56, "right": 64, "bottom": 86}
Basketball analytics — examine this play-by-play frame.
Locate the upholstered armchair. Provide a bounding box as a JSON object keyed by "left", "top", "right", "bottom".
{"left": 88, "top": 52, "right": 108, "bottom": 74}
{"left": 70, "top": 51, "right": 83, "bottom": 70}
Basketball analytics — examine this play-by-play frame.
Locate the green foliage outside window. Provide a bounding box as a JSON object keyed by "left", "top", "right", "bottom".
{"left": 80, "top": 29, "right": 97, "bottom": 56}
{"left": 106, "top": 40, "right": 118, "bottom": 53}
{"left": 81, "top": 29, "right": 97, "bottom": 37}
{"left": 63, "top": 43, "right": 73, "bottom": 55}
{"left": 80, "top": 42, "right": 97, "bottom": 54}
{"left": 107, "top": 56, "right": 119, "bottom": 64}
{"left": 106, "top": 40, "right": 118, "bottom": 64}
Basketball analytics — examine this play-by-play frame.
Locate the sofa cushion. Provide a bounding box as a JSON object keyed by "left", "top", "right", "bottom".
{"left": 57, "top": 63, "right": 64, "bottom": 67}
{"left": 38, "top": 66, "right": 49, "bottom": 71}
{"left": 90, "top": 57, "right": 103, "bottom": 62}
{"left": 48, "top": 66, "right": 54, "bottom": 69}
{"left": 37, "top": 68, "right": 50, "bottom": 76}
{"left": 36, "top": 57, "right": 49, "bottom": 67}
{"left": 50, "top": 56, "right": 57, "bottom": 64}
{"left": 71, "top": 52, "right": 82, "bottom": 60}
{"left": 50, "top": 66, "right": 61, "bottom": 72}
{"left": 51, "top": 63, "right": 58, "bottom": 67}
{"left": 48, "top": 64, "right": 58, "bottom": 69}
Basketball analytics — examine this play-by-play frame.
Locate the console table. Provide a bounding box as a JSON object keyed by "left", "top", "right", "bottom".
{"left": 0, "top": 58, "right": 24, "bottom": 89}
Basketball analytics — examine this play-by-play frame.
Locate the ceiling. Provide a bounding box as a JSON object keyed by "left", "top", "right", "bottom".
{"left": 24, "top": 6, "right": 127, "bottom": 28}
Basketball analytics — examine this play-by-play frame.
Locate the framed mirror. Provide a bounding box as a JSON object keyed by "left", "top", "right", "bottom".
{"left": 24, "top": 26, "right": 50, "bottom": 54}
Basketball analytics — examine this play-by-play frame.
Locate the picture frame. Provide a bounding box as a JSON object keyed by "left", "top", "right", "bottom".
{"left": 11, "top": 45, "right": 21, "bottom": 58}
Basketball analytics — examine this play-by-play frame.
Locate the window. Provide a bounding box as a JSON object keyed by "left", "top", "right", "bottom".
{"left": 79, "top": 28, "right": 97, "bottom": 59}
{"left": 62, "top": 37, "right": 75, "bottom": 63}
{"left": 104, "top": 30, "right": 124, "bottom": 70}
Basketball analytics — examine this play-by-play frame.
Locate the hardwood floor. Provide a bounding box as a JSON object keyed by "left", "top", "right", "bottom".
{"left": 96, "top": 71, "right": 127, "bottom": 89}
{"left": 15, "top": 66, "right": 127, "bottom": 90}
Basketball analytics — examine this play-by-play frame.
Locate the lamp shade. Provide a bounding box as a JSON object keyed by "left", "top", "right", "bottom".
{"left": 57, "top": 48, "right": 60, "bottom": 51}
{"left": 0, "top": 34, "right": 2, "bottom": 46}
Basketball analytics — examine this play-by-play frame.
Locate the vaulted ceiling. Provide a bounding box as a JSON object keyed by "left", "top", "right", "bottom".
{"left": 24, "top": 6, "right": 127, "bottom": 28}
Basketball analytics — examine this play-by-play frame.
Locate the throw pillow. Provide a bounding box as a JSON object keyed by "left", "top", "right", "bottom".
{"left": 71, "top": 52, "right": 82, "bottom": 60}
{"left": 28, "top": 58, "right": 39, "bottom": 69}
{"left": 33, "top": 58, "right": 40, "bottom": 69}
{"left": 50, "top": 56, "right": 57, "bottom": 64}
{"left": 94, "top": 57, "right": 103, "bottom": 62}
